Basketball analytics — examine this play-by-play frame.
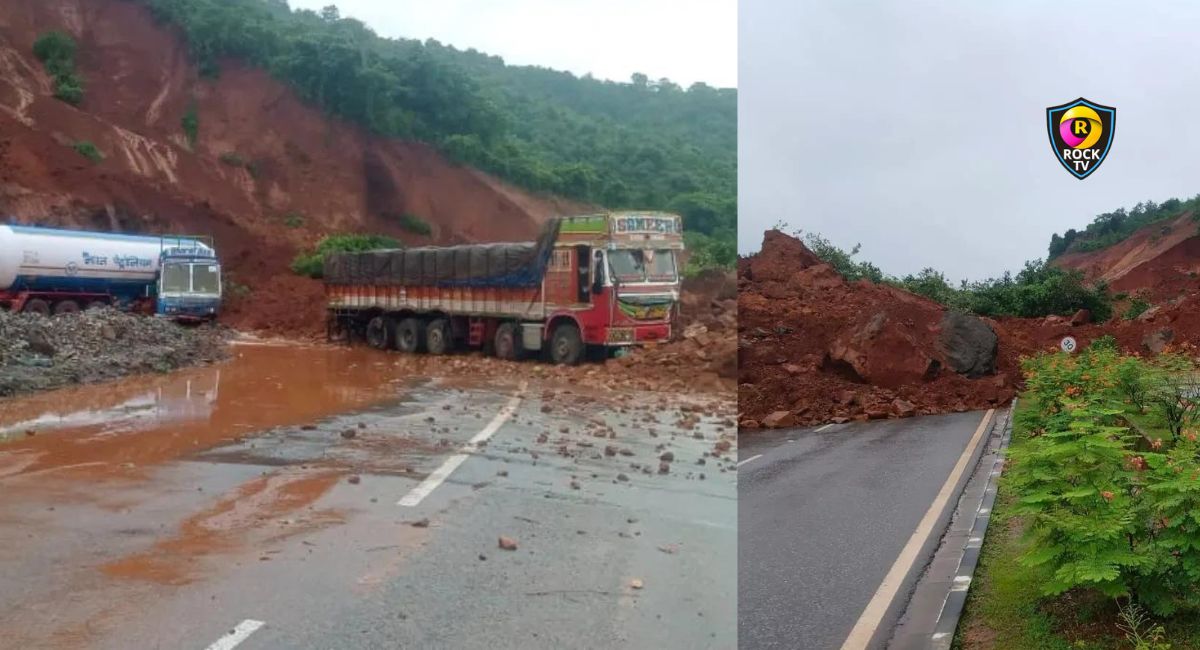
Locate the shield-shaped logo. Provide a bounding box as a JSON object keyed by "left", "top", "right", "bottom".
{"left": 1046, "top": 98, "right": 1115, "bottom": 179}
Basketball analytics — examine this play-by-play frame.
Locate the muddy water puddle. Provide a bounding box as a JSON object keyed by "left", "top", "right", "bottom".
{"left": 0, "top": 342, "right": 493, "bottom": 478}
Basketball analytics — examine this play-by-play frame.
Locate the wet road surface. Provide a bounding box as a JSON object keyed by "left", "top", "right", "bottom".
{"left": 0, "top": 342, "right": 737, "bottom": 649}
{"left": 737, "top": 411, "right": 991, "bottom": 650}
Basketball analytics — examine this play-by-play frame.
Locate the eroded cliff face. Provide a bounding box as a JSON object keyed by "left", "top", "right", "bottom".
{"left": 0, "top": 0, "right": 586, "bottom": 334}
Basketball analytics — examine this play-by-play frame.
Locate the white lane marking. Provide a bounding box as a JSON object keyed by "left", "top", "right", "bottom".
{"left": 839, "top": 409, "right": 995, "bottom": 650}
{"left": 815, "top": 423, "right": 835, "bottom": 432}
{"left": 204, "top": 619, "right": 264, "bottom": 650}
{"left": 398, "top": 383, "right": 526, "bottom": 507}
{"left": 737, "top": 454, "right": 763, "bottom": 467}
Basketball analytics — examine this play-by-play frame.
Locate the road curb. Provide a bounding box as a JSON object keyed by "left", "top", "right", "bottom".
{"left": 887, "top": 399, "right": 1016, "bottom": 649}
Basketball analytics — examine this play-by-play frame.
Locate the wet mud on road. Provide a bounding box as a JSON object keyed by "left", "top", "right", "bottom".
{"left": 0, "top": 342, "right": 737, "bottom": 648}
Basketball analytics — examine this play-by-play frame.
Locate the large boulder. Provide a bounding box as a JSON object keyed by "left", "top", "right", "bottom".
{"left": 936, "top": 311, "right": 998, "bottom": 378}
{"left": 788, "top": 263, "right": 843, "bottom": 291}
{"left": 1143, "top": 328, "right": 1174, "bottom": 354}
{"left": 826, "top": 311, "right": 941, "bottom": 388}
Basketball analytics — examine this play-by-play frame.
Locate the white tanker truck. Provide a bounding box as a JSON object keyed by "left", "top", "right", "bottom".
{"left": 0, "top": 224, "right": 222, "bottom": 320}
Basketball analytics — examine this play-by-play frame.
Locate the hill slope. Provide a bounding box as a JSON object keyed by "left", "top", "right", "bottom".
{"left": 135, "top": 0, "right": 737, "bottom": 265}
{"left": 0, "top": 0, "right": 600, "bottom": 334}
{"left": 1053, "top": 210, "right": 1200, "bottom": 302}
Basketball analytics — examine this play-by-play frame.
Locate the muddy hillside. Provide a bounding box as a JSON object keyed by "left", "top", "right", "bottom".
{"left": 1053, "top": 210, "right": 1200, "bottom": 303}
{"left": 0, "top": 0, "right": 587, "bottom": 337}
{"left": 738, "top": 231, "right": 1019, "bottom": 429}
{"left": 738, "top": 227, "right": 1200, "bottom": 430}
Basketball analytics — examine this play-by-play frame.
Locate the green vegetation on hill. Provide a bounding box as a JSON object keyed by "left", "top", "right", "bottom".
{"left": 291, "top": 233, "right": 401, "bottom": 279}
{"left": 32, "top": 31, "right": 84, "bottom": 105}
{"left": 791, "top": 228, "right": 1112, "bottom": 320}
{"left": 136, "top": 0, "right": 735, "bottom": 269}
{"left": 1048, "top": 195, "right": 1200, "bottom": 259}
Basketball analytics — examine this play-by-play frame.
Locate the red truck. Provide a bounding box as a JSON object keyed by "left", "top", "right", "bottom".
{"left": 324, "top": 212, "right": 684, "bottom": 364}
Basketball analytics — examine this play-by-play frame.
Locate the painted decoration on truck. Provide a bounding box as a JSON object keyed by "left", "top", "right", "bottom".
{"left": 613, "top": 214, "right": 680, "bottom": 236}
{"left": 559, "top": 215, "right": 608, "bottom": 234}
{"left": 617, "top": 297, "right": 672, "bottom": 320}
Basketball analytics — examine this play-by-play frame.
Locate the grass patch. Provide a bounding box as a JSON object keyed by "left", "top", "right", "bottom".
{"left": 72, "top": 140, "right": 103, "bottom": 163}
{"left": 218, "top": 152, "right": 245, "bottom": 167}
{"left": 282, "top": 213, "right": 304, "bottom": 228}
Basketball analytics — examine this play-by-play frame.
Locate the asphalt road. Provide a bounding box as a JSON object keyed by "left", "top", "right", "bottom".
{"left": 738, "top": 411, "right": 990, "bottom": 650}
{"left": 0, "top": 344, "right": 737, "bottom": 649}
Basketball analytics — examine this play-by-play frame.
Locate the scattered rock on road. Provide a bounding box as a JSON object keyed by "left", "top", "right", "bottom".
{"left": 498, "top": 535, "right": 519, "bottom": 551}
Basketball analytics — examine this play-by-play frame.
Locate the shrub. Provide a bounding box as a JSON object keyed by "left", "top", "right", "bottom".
{"left": 33, "top": 31, "right": 84, "bottom": 106}
{"left": 181, "top": 103, "right": 199, "bottom": 147}
{"left": 393, "top": 212, "right": 432, "bottom": 236}
{"left": 1014, "top": 350, "right": 1200, "bottom": 616}
{"left": 290, "top": 234, "right": 401, "bottom": 279}
{"left": 72, "top": 141, "right": 103, "bottom": 163}
{"left": 219, "top": 152, "right": 245, "bottom": 167}
{"left": 283, "top": 213, "right": 304, "bottom": 228}
{"left": 1125, "top": 298, "right": 1151, "bottom": 320}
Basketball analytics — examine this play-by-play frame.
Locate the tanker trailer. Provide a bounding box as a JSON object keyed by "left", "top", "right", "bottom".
{"left": 0, "top": 224, "right": 222, "bottom": 321}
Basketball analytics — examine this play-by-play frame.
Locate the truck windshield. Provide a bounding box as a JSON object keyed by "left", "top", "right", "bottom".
{"left": 191, "top": 263, "right": 221, "bottom": 295}
{"left": 608, "top": 250, "right": 677, "bottom": 283}
{"left": 161, "top": 263, "right": 190, "bottom": 293}
{"left": 161, "top": 262, "right": 221, "bottom": 295}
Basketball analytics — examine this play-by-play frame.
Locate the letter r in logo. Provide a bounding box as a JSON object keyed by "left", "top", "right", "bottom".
{"left": 1073, "top": 120, "right": 1088, "bottom": 135}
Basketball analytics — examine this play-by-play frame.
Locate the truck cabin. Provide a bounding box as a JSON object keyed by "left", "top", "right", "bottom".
{"left": 157, "top": 244, "right": 222, "bottom": 320}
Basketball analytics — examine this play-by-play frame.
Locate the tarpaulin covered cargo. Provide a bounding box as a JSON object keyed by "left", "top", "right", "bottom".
{"left": 324, "top": 219, "right": 561, "bottom": 288}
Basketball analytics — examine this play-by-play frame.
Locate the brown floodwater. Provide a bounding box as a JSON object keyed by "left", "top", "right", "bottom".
{"left": 0, "top": 342, "right": 429, "bottom": 479}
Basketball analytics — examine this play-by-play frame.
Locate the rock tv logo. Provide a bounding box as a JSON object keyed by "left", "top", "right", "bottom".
{"left": 1046, "top": 98, "right": 1115, "bottom": 179}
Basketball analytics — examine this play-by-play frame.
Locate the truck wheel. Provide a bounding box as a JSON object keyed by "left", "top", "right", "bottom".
{"left": 22, "top": 299, "right": 50, "bottom": 317}
{"left": 549, "top": 323, "right": 584, "bottom": 366}
{"left": 365, "top": 316, "right": 392, "bottom": 350}
{"left": 53, "top": 300, "right": 80, "bottom": 316}
{"left": 396, "top": 317, "right": 424, "bottom": 353}
{"left": 493, "top": 322, "right": 520, "bottom": 361}
{"left": 425, "top": 318, "right": 452, "bottom": 355}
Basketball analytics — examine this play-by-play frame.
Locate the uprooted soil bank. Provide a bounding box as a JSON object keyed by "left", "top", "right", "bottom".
{"left": 738, "top": 231, "right": 1018, "bottom": 429}
{"left": 0, "top": 308, "right": 228, "bottom": 397}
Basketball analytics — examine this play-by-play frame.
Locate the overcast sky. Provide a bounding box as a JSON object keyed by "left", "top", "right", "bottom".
{"left": 289, "top": 0, "right": 737, "bottom": 88}
{"left": 739, "top": 1, "right": 1200, "bottom": 282}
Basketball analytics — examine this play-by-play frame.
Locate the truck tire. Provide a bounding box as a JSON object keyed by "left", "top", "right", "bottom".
{"left": 396, "top": 317, "right": 424, "bottom": 354}
{"left": 549, "top": 323, "right": 584, "bottom": 366}
{"left": 365, "top": 316, "right": 392, "bottom": 350}
{"left": 22, "top": 299, "right": 50, "bottom": 316}
{"left": 54, "top": 300, "right": 80, "bottom": 316}
{"left": 494, "top": 322, "right": 520, "bottom": 361}
{"left": 425, "top": 318, "right": 452, "bottom": 355}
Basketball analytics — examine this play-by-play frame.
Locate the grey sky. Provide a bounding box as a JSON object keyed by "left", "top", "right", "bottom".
{"left": 289, "top": 0, "right": 737, "bottom": 88}
{"left": 739, "top": 0, "right": 1200, "bottom": 282}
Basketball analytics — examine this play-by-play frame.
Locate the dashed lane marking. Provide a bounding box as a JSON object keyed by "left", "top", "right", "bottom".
{"left": 398, "top": 382, "right": 526, "bottom": 507}
{"left": 203, "top": 619, "right": 264, "bottom": 650}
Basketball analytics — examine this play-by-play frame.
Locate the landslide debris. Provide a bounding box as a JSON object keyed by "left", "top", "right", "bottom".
{"left": 0, "top": 308, "right": 228, "bottom": 396}
{"left": 738, "top": 231, "right": 1016, "bottom": 429}
{"left": 611, "top": 269, "right": 737, "bottom": 393}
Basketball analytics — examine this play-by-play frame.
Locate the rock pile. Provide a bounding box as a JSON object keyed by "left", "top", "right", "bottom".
{"left": 738, "top": 230, "right": 1016, "bottom": 430}
{"left": 0, "top": 308, "right": 229, "bottom": 396}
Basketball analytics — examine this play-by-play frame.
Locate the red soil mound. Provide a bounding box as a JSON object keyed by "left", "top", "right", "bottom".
{"left": 0, "top": 0, "right": 587, "bottom": 336}
{"left": 738, "top": 231, "right": 1017, "bottom": 430}
{"left": 1054, "top": 212, "right": 1200, "bottom": 303}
